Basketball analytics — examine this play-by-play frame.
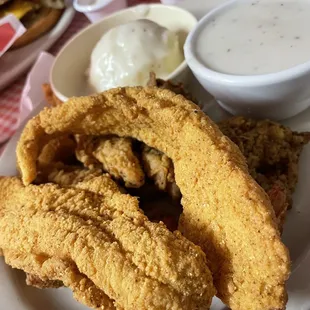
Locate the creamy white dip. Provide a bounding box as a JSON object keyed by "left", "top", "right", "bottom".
{"left": 89, "top": 19, "right": 184, "bottom": 92}
{"left": 196, "top": 0, "right": 310, "bottom": 75}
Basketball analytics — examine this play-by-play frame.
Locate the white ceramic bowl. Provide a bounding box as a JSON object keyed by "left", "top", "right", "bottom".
{"left": 51, "top": 4, "right": 197, "bottom": 102}
{"left": 184, "top": 0, "right": 310, "bottom": 120}
{"left": 73, "top": 0, "right": 127, "bottom": 23}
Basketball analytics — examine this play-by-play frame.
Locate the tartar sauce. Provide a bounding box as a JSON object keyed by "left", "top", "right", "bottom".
{"left": 89, "top": 19, "right": 184, "bottom": 92}
{"left": 196, "top": 0, "right": 310, "bottom": 75}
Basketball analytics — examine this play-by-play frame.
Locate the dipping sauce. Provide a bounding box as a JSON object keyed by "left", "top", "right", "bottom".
{"left": 89, "top": 19, "right": 184, "bottom": 92}
{"left": 196, "top": 0, "right": 310, "bottom": 75}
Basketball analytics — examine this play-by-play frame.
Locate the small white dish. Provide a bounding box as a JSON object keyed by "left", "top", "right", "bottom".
{"left": 51, "top": 4, "right": 197, "bottom": 102}
{"left": 0, "top": 7, "right": 75, "bottom": 92}
{"left": 73, "top": 0, "right": 127, "bottom": 23}
{"left": 184, "top": 0, "right": 310, "bottom": 120}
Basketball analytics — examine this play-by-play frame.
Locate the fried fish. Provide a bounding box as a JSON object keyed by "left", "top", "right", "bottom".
{"left": 16, "top": 87, "right": 290, "bottom": 310}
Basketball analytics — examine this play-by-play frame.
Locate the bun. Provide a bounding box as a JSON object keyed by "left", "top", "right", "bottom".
{"left": 12, "top": 8, "right": 63, "bottom": 49}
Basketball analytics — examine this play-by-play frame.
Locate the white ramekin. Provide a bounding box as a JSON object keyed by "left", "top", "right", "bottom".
{"left": 73, "top": 0, "right": 127, "bottom": 23}
{"left": 184, "top": 0, "right": 310, "bottom": 120}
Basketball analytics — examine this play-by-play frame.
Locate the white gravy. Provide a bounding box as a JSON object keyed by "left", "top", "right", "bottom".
{"left": 196, "top": 0, "right": 310, "bottom": 75}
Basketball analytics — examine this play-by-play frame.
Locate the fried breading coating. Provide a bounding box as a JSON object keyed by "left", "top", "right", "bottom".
{"left": 219, "top": 116, "right": 310, "bottom": 228}
{"left": 0, "top": 175, "right": 215, "bottom": 310}
{"left": 4, "top": 250, "right": 117, "bottom": 310}
{"left": 74, "top": 134, "right": 100, "bottom": 168}
{"left": 92, "top": 136, "right": 145, "bottom": 188}
{"left": 219, "top": 116, "right": 310, "bottom": 193}
{"left": 74, "top": 135, "right": 145, "bottom": 188}
{"left": 16, "top": 87, "right": 290, "bottom": 310}
{"left": 267, "top": 181, "right": 288, "bottom": 229}
{"left": 26, "top": 273, "right": 63, "bottom": 289}
{"left": 141, "top": 145, "right": 180, "bottom": 200}
{"left": 147, "top": 72, "right": 196, "bottom": 103}
{"left": 46, "top": 167, "right": 103, "bottom": 186}
{"left": 38, "top": 135, "right": 76, "bottom": 167}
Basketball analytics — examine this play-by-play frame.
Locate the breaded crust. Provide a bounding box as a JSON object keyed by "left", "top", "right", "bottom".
{"left": 0, "top": 175, "right": 214, "bottom": 310}
{"left": 16, "top": 87, "right": 290, "bottom": 310}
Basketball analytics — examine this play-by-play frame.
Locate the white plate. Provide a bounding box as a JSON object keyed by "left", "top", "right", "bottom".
{"left": 0, "top": 1, "right": 310, "bottom": 309}
{"left": 0, "top": 7, "right": 75, "bottom": 92}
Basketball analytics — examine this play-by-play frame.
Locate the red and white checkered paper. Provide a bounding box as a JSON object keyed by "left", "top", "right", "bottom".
{"left": 0, "top": 13, "right": 90, "bottom": 145}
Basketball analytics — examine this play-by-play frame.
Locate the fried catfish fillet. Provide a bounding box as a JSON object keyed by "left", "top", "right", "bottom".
{"left": 16, "top": 87, "right": 290, "bottom": 310}
{"left": 4, "top": 250, "right": 117, "bottom": 310}
{"left": 0, "top": 176, "right": 215, "bottom": 310}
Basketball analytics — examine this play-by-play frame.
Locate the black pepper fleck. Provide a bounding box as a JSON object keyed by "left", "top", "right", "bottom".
{"left": 227, "top": 48, "right": 231, "bottom": 52}
{"left": 258, "top": 25, "right": 262, "bottom": 28}
{"left": 280, "top": 3, "right": 284, "bottom": 5}
{"left": 274, "top": 16, "right": 278, "bottom": 19}
{"left": 280, "top": 35, "right": 284, "bottom": 38}
{"left": 260, "top": 42, "right": 263, "bottom": 46}
{"left": 295, "top": 36, "right": 300, "bottom": 40}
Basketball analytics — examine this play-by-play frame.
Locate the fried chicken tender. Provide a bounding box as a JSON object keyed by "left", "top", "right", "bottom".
{"left": 75, "top": 135, "right": 145, "bottom": 188}
{"left": 0, "top": 175, "right": 215, "bottom": 310}
{"left": 74, "top": 134, "right": 100, "bottom": 168}
{"left": 16, "top": 87, "right": 290, "bottom": 310}
{"left": 93, "top": 136, "right": 145, "bottom": 188}
{"left": 141, "top": 145, "right": 180, "bottom": 200}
